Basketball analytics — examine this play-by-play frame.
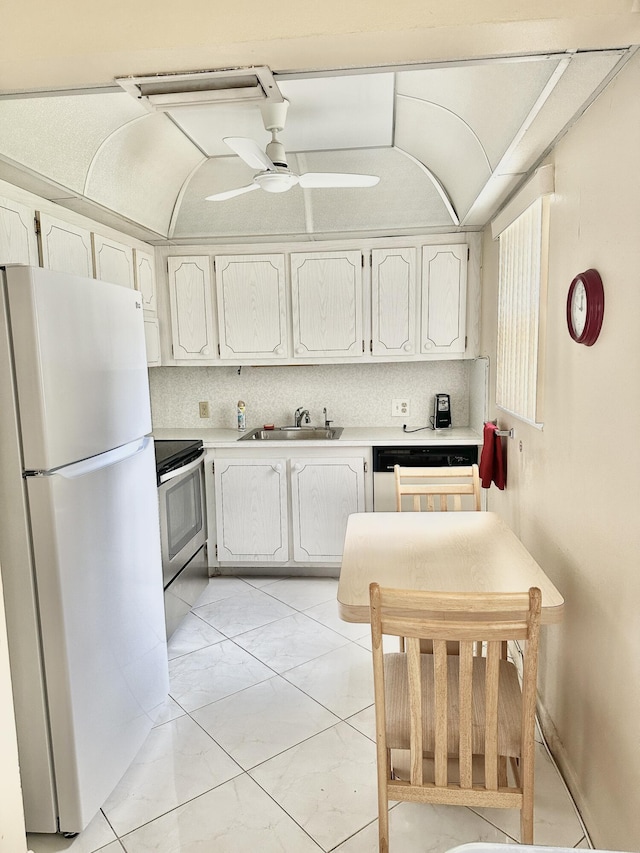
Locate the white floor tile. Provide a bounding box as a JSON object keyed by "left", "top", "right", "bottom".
{"left": 249, "top": 721, "right": 379, "bottom": 850}
{"left": 470, "top": 741, "right": 585, "bottom": 846}
{"left": 168, "top": 639, "right": 274, "bottom": 711}
{"left": 304, "top": 598, "right": 372, "bottom": 641}
{"left": 241, "top": 575, "right": 289, "bottom": 588}
{"left": 119, "top": 774, "right": 322, "bottom": 852}
{"left": 263, "top": 577, "right": 339, "bottom": 610}
{"left": 346, "top": 705, "right": 377, "bottom": 742}
{"left": 152, "top": 695, "right": 185, "bottom": 727}
{"left": 27, "top": 809, "right": 117, "bottom": 853}
{"left": 334, "top": 801, "right": 514, "bottom": 853}
{"left": 194, "top": 588, "right": 295, "bottom": 637}
{"left": 191, "top": 676, "right": 339, "bottom": 769}
{"left": 190, "top": 577, "right": 252, "bottom": 607}
{"left": 232, "top": 611, "right": 348, "bottom": 673}
{"left": 166, "top": 612, "right": 225, "bottom": 660}
{"left": 283, "top": 641, "right": 374, "bottom": 718}
{"left": 101, "top": 715, "right": 241, "bottom": 837}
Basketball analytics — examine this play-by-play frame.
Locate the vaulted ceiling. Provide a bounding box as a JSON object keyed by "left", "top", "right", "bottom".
{"left": 1, "top": 4, "right": 638, "bottom": 244}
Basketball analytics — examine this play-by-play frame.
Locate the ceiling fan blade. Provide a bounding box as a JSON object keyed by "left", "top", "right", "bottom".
{"left": 223, "top": 137, "right": 275, "bottom": 171}
{"left": 206, "top": 183, "right": 260, "bottom": 201}
{"left": 298, "top": 173, "right": 380, "bottom": 188}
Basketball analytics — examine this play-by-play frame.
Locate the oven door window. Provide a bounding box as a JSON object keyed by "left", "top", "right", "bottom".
{"left": 166, "top": 469, "right": 203, "bottom": 560}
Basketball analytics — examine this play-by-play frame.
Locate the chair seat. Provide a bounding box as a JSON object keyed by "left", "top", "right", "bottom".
{"left": 383, "top": 652, "right": 523, "bottom": 757}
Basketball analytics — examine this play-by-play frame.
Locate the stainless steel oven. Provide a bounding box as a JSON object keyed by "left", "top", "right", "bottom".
{"left": 154, "top": 439, "right": 208, "bottom": 637}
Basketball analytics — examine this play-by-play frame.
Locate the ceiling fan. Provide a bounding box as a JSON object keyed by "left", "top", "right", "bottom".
{"left": 206, "top": 100, "right": 380, "bottom": 201}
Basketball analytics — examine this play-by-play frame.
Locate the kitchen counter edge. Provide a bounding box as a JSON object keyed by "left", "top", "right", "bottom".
{"left": 152, "top": 427, "right": 483, "bottom": 448}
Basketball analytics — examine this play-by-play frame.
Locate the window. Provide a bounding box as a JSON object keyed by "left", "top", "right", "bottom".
{"left": 492, "top": 166, "right": 552, "bottom": 427}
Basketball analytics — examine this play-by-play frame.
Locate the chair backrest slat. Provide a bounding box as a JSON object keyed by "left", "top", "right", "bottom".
{"left": 433, "top": 640, "right": 449, "bottom": 786}
{"left": 458, "top": 640, "right": 474, "bottom": 789}
{"left": 406, "top": 637, "right": 424, "bottom": 786}
{"left": 394, "top": 464, "right": 482, "bottom": 512}
{"left": 484, "top": 640, "right": 501, "bottom": 789}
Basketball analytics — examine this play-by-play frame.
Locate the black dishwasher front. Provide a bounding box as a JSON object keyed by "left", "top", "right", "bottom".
{"left": 372, "top": 445, "right": 478, "bottom": 511}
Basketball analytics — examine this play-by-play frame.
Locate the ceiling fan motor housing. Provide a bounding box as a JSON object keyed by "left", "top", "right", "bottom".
{"left": 265, "top": 138, "right": 288, "bottom": 168}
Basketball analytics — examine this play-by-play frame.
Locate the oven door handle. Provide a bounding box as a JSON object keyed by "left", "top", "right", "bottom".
{"left": 158, "top": 452, "right": 205, "bottom": 484}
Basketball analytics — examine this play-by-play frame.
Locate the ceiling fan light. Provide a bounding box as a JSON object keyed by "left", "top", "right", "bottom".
{"left": 256, "top": 172, "right": 298, "bottom": 193}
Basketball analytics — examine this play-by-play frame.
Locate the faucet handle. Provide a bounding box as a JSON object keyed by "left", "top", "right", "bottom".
{"left": 323, "top": 407, "right": 332, "bottom": 428}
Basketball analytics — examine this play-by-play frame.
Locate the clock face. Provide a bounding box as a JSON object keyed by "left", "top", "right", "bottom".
{"left": 566, "top": 269, "right": 604, "bottom": 346}
{"left": 570, "top": 279, "right": 587, "bottom": 338}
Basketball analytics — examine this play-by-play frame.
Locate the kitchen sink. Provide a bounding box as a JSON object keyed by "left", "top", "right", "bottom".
{"left": 238, "top": 426, "right": 343, "bottom": 441}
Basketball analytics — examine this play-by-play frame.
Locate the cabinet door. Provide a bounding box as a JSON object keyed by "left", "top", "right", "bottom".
{"left": 0, "top": 196, "right": 39, "bottom": 265}
{"left": 134, "top": 249, "right": 157, "bottom": 312}
{"left": 143, "top": 316, "right": 161, "bottom": 367}
{"left": 167, "top": 256, "right": 215, "bottom": 361}
{"left": 371, "top": 247, "right": 417, "bottom": 356}
{"left": 215, "top": 254, "right": 287, "bottom": 359}
{"left": 38, "top": 214, "right": 93, "bottom": 277}
{"left": 92, "top": 234, "right": 135, "bottom": 288}
{"left": 290, "top": 457, "right": 365, "bottom": 562}
{"left": 215, "top": 459, "right": 288, "bottom": 562}
{"left": 421, "top": 244, "right": 467, "bottom": 354}
{"left": 291, "top": 250, "right": 363, "bottom": 358}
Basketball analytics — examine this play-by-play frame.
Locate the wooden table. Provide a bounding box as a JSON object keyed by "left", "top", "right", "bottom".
{"left": 338, "top": 512, "right": 564, "bottom": 624}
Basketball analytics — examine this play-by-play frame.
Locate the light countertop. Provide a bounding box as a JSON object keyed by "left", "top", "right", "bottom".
{"left": 151, "top": 426, "right": 482, "bottom": 448}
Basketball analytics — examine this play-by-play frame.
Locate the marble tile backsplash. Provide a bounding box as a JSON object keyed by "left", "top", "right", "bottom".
{"left": 149, "top": 362, "right": 471, "bottom": 430}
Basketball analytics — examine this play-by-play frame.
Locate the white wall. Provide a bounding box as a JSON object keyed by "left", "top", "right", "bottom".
{"left": 149, "top": 361, "right": 472, "bottom": 431}
{"left": 480, "top": 50, "right": 640, "bottom": 851}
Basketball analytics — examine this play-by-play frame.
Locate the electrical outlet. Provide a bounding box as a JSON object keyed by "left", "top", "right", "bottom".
{"left": 392, "top": 399, "right": 410, "bottom": 417}
{"left": 198, "top": 401, "right": 210, "bottom": 418}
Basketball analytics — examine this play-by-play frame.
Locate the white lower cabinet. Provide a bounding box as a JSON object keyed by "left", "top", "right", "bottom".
{"left": 212, "top": 450, "right": 369, "bottom": 567}
{"left": 214, "top": 458, "right": 289, "bottom": 562}
{"left": 290, "top": 457, "right": 365, "bottom": 562}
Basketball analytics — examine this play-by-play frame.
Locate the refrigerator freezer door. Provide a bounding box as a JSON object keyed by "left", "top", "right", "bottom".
{"left": 6, "top": 265, "right": 151, "bottom": 471}
{"left": 24, "top": 437, "right": 168, "bottom": 833}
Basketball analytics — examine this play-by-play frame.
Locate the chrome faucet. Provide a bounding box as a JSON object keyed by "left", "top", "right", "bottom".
{"left": 323, "top": 407, "right": 333, "bottom": 428}
{"left": 294, "top": 407, "right": 311, "bottom": 427}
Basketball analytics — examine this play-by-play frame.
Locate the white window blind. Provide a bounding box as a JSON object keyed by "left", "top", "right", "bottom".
{"left": 495, "top": 196, "right": 548, "bottom": 426}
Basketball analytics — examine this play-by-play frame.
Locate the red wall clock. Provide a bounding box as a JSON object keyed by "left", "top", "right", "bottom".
{"left": 566, "top": 269, "right": 604, "bottom": 346}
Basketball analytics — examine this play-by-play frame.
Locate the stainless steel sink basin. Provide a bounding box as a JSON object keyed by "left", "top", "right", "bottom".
{"left": 238, "top": 426, "right": 343, "bottom": 441}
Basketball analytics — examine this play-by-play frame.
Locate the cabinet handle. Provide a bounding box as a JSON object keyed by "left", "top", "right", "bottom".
{"left": 275, "top": 345, "right": 284, "bottom": 355}
{"left": 273, "top": 464, "right": 283, "bottom": 474}
{"left": 424, "top": 341, "right": 433, "bottom": 349}
{"left": 292, "top": 463, "right": 301, "bottom": 472}
{"left": 295, "top": 345, "right": 304, "bottom": 354}
{"left": 403, "top": 343, "right": 412, "bottom": 352}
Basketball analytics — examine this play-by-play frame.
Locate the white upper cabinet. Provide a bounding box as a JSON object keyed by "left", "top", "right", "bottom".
{"left": 143, "top": 316, "right": 161, "bottom": 367}
{"left": 38, "top": 213, "right": 93, "bottom": 278}
{"left": 214, "top": 458, "right": 289, "bottom": 562}
{"left": 291, "top": 250, "right": 364, "bottom": 358}
{"left": 290, "top": 457, "right": 365, "bottom": 563}
{"left": 167, "top": 256, "right": 216, "bottom": 361}
{"left": 421, "top": 244, "right": 468, "bottom": 354}
{"left": 371, "top": 247, "right": 417, "bottom": 356}
{"left": 92, "top": 234, "right": 135, "bottom": 288}
{"left": 134, "top": 248, "right": 157, "bottom": 313}
{"left": 0, "top": 196, "right": 39, "bottom": 265}
{"left": 215, "top": 254, "right": 287, "bottom": 359}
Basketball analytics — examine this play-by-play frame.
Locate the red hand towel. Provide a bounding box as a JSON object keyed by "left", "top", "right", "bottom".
{"left": 479, "top": 422, "right": 506, "bottom": 490}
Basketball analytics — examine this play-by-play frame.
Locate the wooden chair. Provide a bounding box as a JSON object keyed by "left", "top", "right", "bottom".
{"left": 394, "top": 464, "right": 481, "bottom": 512}
{"left": 369, "top": 583, "right": 542, "bottom": 853}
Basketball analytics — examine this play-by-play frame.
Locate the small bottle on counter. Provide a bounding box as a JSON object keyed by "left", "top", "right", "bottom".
{"left": 237, "top": 400, "right": 246, "bottom": 432}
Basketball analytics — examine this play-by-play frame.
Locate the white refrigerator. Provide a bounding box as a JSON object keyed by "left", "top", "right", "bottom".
{"left": 0, "top": 265, "right": 169, "bottom": 835}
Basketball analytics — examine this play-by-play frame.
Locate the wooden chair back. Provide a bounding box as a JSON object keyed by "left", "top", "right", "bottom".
{"left": 394, "top": 464, "right": 481, "bottom": 512}
{"left": 369, "top": 583, "right": 542, "bottom": 852}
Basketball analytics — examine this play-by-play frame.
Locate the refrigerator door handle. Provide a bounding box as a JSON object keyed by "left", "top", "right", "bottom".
{"left": 43, "top": 437, "right": 151, "bottom": 479}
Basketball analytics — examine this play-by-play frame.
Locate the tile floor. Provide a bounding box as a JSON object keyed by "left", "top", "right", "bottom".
{"left": 27, "top": 576, "right": 589, "bottom": 853}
